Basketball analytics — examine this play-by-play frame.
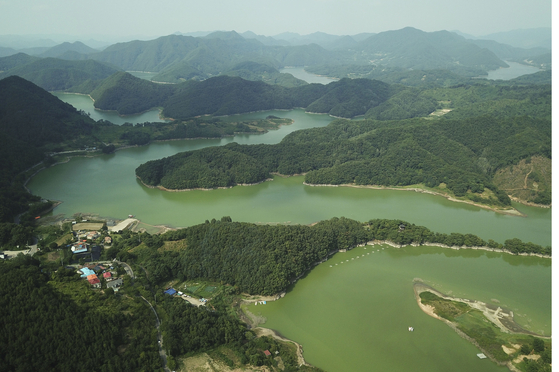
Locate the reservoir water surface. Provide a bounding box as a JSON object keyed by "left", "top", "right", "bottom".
{"left": 37, "top": 82, "right": 551, "bottom": 372}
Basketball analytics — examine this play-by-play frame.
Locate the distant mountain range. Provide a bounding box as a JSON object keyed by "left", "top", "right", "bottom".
{"left": 0, "top": 26, "right": 550, "bottom": 116}
{"left": 0, "top": 27, "right": 551, "bottom": 71}
{"left": 0, "top": 54, "right": 120, "bottom": 91}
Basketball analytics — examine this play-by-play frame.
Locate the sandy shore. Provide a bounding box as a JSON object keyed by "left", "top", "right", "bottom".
{"left": 365, "top": 240, "right": 550, "bottom": 259}
{"left": 235, "top": 294, "right": 312, "bottom": 368}
{"left": 413, "top": 282, "right": 547, "bottom": 372}
{"left": 252, "top": 327, "right": 309, "bottom": 367}
{"left": 413, "top": 282, "right": 546, "bottom": 336}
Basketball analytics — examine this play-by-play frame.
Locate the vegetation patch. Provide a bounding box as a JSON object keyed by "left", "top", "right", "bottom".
{"left": 418, "top": 289, "right": 551, "bottom": 371}
{"left": 493, "top": 156, "right": 551, "bottom": 205}
{"left": 419, "top": 291, "right": 471, "bottom": 320}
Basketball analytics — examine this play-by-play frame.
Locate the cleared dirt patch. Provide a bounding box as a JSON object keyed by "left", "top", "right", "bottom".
{"left": 73, "top": 222, "right": 104, "bottom": 231}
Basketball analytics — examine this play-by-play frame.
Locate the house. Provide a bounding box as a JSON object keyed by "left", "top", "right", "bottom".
{"left": 104, "top": 236, "right": 112, "bottom": 244}
{"left": 103, "top": 272, "right": 112, "bottom": 280}
{"left": 164, "top": 288, "right": 177, "bottom": 296}
{"left": 107, "top": 278, "right": 123, "bottom": 291}
{"left": 263, "top": 350, "right": 272, "bottom": 356}
{"left": 86, "top": 264, "right": 103, "bottom": 273}
{"left": 86, "top": 231, "right": 99, "bottom": 240}
{"left": 71, "top": 242, "right": 88, "bottom": 254}
{"left": 87, "top": 274, "right": 101, "bottom": 288}
{"left": 79, "top": 267, "right": 96, "bottom": 277}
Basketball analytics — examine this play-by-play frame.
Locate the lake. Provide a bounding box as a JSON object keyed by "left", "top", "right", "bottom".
{"left": 280, "top": 67, "right": 338, "bottom": 84}
{"left": 51, "top": 92, "right": 166, "bottom": 125}
{"left": 41, "top": 85, "right": 551, "bottom": 372}
{"left": 256, "top": 244, "right": 549, "bottom": 372}
{"left": 484, "top": 61, "right": 542, "bottom": 80}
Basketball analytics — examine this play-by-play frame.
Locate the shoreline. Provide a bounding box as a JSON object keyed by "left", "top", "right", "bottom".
{"left": 303, "top": 182, "right": 530, "bottom": 217}
{"left": 51, "top": 91, "right": 169, "bottom": 119}
{"left": 237, "top": 296, "right": 311, "bottom": 368}
{"left": 136, "top": 175, "right": 274, "bottom": 192}
{"left": 413, "top": 282, "right": 548, "bottom": 337}
{"left": 413, "top": 282, "right": 547, "bottom": 372}
{"left": 412, "top": 283, "right": 516, "bottom": 370}
{"left": 253, "top": 327, "right": 310, "bottom": 367}
{"left": 135, "top": 174, "right": 548, "bottom": 215}
{"left": 363, "top": 239, "right": 550, "bottom": 259}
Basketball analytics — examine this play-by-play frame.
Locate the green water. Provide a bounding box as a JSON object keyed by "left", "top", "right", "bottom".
{"left": 28, "top": 98, "right": 551, "bottom": 371}
{"left": 256, "top": 245, "right": 550, "bottom": 372}
{"left": 51, "top": 92, "right": 167, "bottom": 124}
{"left": 28, "top": 169, "right": 550, "bottom": 247}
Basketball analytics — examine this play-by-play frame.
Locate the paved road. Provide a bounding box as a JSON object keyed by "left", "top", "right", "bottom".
{"left": 118, "top": 261, "right": 135, "bottom": 279}
{"left": 2, "top": 247, "right": 33, "bottom": 258}
{"left": 141, "top": 296, "right": 171, "bottom": 372}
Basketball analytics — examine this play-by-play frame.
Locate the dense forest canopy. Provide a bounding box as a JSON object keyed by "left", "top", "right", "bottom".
{"left": 0, "top": 256, "right": 162, "bottom": 371}
{"left": 87, "top": 73, "right": 393, "bottom": 119}
{"left": 136, "top": 81, "right": 550, "bottom": 206}
{"left": 0, "top": 25, "right": 552, "bottom": 372}
{"left": 123, "top": 217, "right": 550, "bottom": 296}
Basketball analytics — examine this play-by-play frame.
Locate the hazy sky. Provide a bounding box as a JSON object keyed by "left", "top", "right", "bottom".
{"left": 0, "top": 0, "right": 552, "bottom": 41}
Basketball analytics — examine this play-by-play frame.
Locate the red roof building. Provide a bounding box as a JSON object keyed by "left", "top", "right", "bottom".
{"left": 263, "top": 350, "right": 272, "bottom": 356}
{"left": 87, "top": 274, "right": 100, "bottom": 286}
{"left": 103, "top": 272, "right": 112, "bottom": 279}
{"left": 88, "top": 277, "right": 100, "bottom": 285}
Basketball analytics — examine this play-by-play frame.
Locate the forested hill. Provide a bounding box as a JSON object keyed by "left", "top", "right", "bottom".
{"left": 0, "top": 76, "right": 99, "bottom": 222}
{"left": 136, "top": 82, "right": 551, "bottom": 206}
{"left": 131, "top": 217, "right": 550, "bottom": 296}
{"left": 89, "top": 72, "right": 391, "bottom": 118}
{"left": 353, "top": 27, "right": 508, "bottom": 73}
{"left": 0, "top": 56, "right": 121, "bottom": 92}
{"left": 0, "top": 76, "right": 98, "bottom": 149}
{"left": 88, "top": 32, "right": 339, "bottom": 81}
{"left": 84, "top": 29, "right": 514, "bottom": 82}
{"left": 89, "top": 71, "right": 177, "bottom": 115}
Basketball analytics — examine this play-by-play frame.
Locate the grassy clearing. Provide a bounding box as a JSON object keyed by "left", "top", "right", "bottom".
{"left": 419, "top": 291, "right": 470, "bottom": 320}
{"left": 493, "top": 156, "right": 551, "bottom": 205}
{"left": 158, "top": 239, "right": 187, "bottom": 252}
{"left": 55, "top": 233, "right": 74, "bottom": 246}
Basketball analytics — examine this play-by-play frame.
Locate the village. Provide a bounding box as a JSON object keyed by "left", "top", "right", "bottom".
{"left": 65, "top": 217, "right": 139, "bottom": 291}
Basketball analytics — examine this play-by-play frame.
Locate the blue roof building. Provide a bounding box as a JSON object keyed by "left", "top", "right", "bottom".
{"left": 164, "top": 288, "right": 177, "bottom": 296}
{"left": 80, "top": 267, "right": 96, "bottom": 277}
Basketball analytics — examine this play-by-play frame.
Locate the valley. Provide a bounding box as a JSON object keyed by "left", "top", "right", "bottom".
{"left": 0, "top": 24, "right": 551, "bottom": 372}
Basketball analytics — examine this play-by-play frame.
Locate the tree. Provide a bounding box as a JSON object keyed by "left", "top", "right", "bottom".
{"left": 533, "top": 337, "right": 545, "bottom": 353}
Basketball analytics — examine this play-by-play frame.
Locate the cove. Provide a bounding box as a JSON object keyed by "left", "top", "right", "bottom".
{"left": 51, "top": 92, "right": 166, "bottom": 124}
{"left": 255, "top": 244, "right": 550, "bottom": 372}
